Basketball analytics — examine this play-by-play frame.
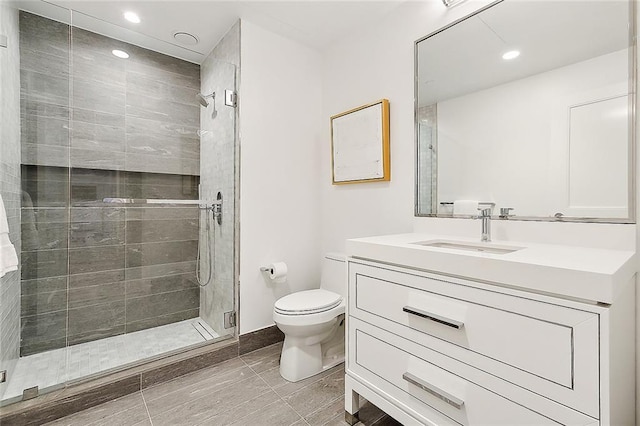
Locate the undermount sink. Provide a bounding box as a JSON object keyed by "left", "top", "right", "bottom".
{"left": 411, "top": 240, "right": 524, "bottom": 255}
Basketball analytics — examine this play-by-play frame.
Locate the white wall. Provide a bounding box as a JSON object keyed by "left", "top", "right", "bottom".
{"left": 320, "top": 0, "right": 495, "bottom": 254}
{"left": 321, "top": 0, "right": 636, "bottom": 252}
{"left": 239, "top": 20, "right": 323, "bottom": 334}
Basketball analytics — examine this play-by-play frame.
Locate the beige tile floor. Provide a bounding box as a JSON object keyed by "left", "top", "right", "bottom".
{"left": 45, "top": 342, "right": 401, "bottom": 426}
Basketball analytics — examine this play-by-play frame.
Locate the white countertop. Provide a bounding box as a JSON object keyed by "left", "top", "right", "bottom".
{"left": 345, "top": 233, "right": 637, "bottom": 304}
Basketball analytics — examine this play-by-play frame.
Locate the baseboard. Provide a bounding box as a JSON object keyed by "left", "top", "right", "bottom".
{"left": 238, "top": 324, "right": 284, "bottom": 355}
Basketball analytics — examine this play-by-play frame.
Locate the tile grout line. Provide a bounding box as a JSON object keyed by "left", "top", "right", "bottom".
{"left": 304, "top": 395, "right": 344, "bottom": 425}
{"left": 242, "top": 357, "right": 312, "bottom": 426}
{"left": 195, "top": 391, "right": 278, "bottom": 426}
{"left": 188, "top": 356, "right": 282, "bottom": 426}
{"left": 274, "top": 367, "right": 344, "bottom": 400}
{"left": 241, "top": 348, "right": 349, "bottom": 425}
{"left": 142, "top": 364, "right": 260, "bottom": 422}
{"left": 280, "top": 396, "right": 312, "bottom": 426}
{"left": 296, "top": 367, "right": 348, "bottom": 426}
{"left": 142, "top": 356, "right": 248, "bottom": 397}
{"left": 140, "top": 389, "right": 154, "bottom": 426}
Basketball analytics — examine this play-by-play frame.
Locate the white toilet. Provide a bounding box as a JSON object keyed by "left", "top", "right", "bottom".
{"left": 273, "top": 253, "right": 346, "bottom": 382}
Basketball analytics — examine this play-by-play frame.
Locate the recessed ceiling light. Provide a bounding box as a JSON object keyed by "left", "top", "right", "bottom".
{"left": 502, "top": 50, "right": 520, "bottom": 60}
{"left": 112, "top": 49, "right": 129, "bottom": 59}
{"left": 124, "top": 11, "right": 140, "bottom": 24}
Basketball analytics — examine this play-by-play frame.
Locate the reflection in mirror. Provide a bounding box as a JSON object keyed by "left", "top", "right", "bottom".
{"left": 415, "top": 0, "right": 635, "bottom": 222}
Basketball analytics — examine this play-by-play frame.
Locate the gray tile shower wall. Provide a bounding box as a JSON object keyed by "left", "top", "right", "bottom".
{"left": 19, "top": 11, "right": 201, "bottom": 175}
{"left": 20, "top": 167, "right": 201, "bottom": 355}
{"left": 19, "top": 12, "right": 71, "bottom": 170}
{"left": 18, "top": 11, "right": 203, "bottom": 356}
{"left": 0, "top": 4, "right": 22, "bottom": 401}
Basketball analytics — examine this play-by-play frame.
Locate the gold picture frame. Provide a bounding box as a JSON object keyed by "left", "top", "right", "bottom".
{"left": 330, "top": 99, "right": 390, "bottom": 185}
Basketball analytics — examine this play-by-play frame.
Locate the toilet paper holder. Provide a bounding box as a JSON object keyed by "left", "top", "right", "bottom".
{"left": 260, "top": 262, "right": 287, "bottom": 283}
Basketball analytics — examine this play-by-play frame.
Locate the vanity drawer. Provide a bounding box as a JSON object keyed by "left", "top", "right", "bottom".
{"left": 348, "top": 317, "right": 597, "bottom": 425}
{"left": 348, "top": 261, "right": 600, "bottom": 418}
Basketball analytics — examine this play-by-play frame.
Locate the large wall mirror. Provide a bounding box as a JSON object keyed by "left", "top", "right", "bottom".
{"left": 415, "top": 0, "right": 636, "bottom": 222}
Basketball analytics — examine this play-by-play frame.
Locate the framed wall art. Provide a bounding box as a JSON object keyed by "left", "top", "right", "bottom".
{"left": 330, "top": 99, "right": 390, "bottom": 184}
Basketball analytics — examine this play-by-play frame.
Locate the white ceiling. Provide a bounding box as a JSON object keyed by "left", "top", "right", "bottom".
{"left": 14, "top": 0, "right": 406, "bottom": 63}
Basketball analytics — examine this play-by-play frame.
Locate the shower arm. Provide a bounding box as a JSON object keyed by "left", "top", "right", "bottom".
{"left": 102, "top": 198, "right": 221, "bottom": 209}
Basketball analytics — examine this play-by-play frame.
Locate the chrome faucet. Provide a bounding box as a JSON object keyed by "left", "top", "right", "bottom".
{"left": 499, "top": 207, "right": 514, "bottom": 219}
{"left": 477, "top": 207, "right": 492, "bottom": 242}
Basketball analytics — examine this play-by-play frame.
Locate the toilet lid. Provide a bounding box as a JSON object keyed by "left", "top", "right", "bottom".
{"left": 275, "top": 289, "right": 342, "bottom": 314}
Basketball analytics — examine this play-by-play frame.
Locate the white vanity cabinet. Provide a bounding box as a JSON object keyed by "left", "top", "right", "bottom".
{"left": 344, "top": 235, "right": 636, "bottom": 426}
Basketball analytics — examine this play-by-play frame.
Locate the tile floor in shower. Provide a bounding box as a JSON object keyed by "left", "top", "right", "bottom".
{"left": 2, "top": 318, "right": 220, "bottom": 405}
{"left": 45, "top": 342, "right": 401, "bottom": 426}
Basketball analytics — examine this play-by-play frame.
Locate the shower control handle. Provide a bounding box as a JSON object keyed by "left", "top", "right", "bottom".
{"left": 213, "top": 192, "right": 223, "bottom": 225}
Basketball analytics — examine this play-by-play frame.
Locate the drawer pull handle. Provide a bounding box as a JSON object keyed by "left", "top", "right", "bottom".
{"left": 402, "top": 372, "right": 465, "bottom": 410}
{"left": 403, "top": 306, "right": 464, "bottom": 329}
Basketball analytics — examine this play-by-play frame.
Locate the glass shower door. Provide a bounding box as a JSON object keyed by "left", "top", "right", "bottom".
{"left": 198, "top": 59, "right": 237, "bottom": 338}
{"left": 1, "top": 4, "right": 238, "bottom": 406}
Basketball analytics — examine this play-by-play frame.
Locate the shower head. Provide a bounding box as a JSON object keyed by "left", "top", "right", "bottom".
{"left": 197, "top": 92, "right": 215, "bottom": 107}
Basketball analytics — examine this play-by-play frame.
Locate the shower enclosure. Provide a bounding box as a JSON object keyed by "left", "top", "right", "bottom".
{"left": 0, "top": 2, "right": 238, "bottom": 405}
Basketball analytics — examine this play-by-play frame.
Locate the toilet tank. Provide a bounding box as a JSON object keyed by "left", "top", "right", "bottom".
{"left": 320, "top": 253, "right": 347, "bottom": 297}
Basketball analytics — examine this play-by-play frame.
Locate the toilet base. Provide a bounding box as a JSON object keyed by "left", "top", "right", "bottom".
{"left": 280, "top": 337, "right": 323, "bottom": 382}
{"left": 280, "top": 345, "right": 345, "bottom": 383}
{"left": 279, "top": 315, "right": 345, "bottom": 382}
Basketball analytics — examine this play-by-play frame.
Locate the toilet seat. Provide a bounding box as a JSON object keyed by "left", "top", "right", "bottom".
{"left": 275, "top": 289, "right": 342, "bottom": 315}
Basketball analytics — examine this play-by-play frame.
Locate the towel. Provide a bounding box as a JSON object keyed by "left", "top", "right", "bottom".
{"left": 0, "top": 194, "right": 18, "bottom": 278}
{"left": 453, "top": 200, "right": 479, "bottom": 216}
{"left": 0, "top": 193, "right": 8, "bottom": 234}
